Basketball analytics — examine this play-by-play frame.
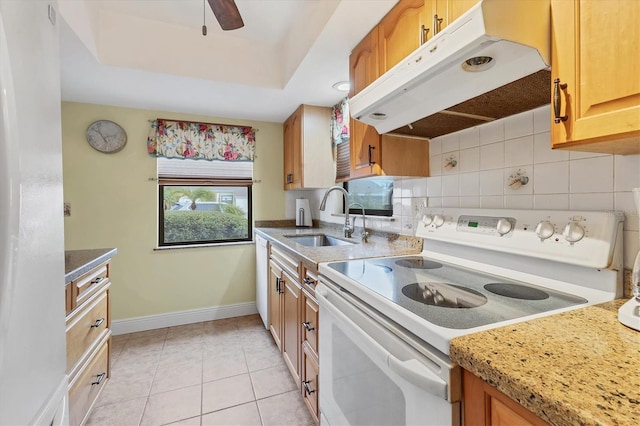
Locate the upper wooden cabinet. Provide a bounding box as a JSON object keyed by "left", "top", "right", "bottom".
{"left": 378, "top": 0, "right": 434, "bottom": 73}
{"left": 436, "top": 0, "right": 479, "bottom": 28}
{"left": 283, "top": 105, "right": 335, "bottom": 190}
{"left": 378, "top": 0, "right": 479, "bottom": 74}
{"left": 550, "top": 0, "right": 640, "bottom": 154}
{"left": 349, "top": 27, "right": 383, "bottom": 179}
{"left": 348, "top": 11, "right": 432, "bottom": 180}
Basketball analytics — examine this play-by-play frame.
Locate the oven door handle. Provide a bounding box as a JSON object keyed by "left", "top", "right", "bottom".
{"left": 387, "top": 356, "right": 446, "bottom": 397}
{"left": 317, "top": 284, "right": 448, "bottom": 399}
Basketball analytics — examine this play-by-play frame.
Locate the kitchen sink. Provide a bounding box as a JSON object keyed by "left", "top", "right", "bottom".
{"left": 284, "top": 234, "right": 355, "bottom": 247}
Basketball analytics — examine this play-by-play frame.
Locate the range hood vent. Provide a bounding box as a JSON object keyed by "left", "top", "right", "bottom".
{"left": 349, "top": 0, "right": 551, "bottom": 139}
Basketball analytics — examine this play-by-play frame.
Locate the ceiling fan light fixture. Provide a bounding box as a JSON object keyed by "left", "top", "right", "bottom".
{"left": 332, "top": 81, "right": 350, "bottom": 92}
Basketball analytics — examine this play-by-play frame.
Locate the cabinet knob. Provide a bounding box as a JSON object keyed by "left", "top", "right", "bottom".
{"left": 90, "top": 318, "right": 105, "bottom": 328}
{"left": 553, "top": 78, "right": 568, "bottom": 123}
{"left": 368, "top": 145, "right": 376, "bottom": 166}
{"left": 420, "top": 24, "right": 430, "bottom": 44}
{"left": 303, "top": 380, "right": 316, "bottom": 395}
{"left": 91, "top": 372, "right": 106, "bottom": 386}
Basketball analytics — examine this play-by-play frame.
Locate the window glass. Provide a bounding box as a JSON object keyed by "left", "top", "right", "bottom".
{"left": 345, "top": 178, "right": 394, "bottom": 216}
{"left": 159, "top": 184, "right": 252, "bottom": 246}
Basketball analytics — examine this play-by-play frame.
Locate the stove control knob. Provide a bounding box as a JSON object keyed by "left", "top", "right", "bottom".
{"left": 496, "top": 218, "right": 513, "bottom": 236}
{"left": 535, "top": 221, "right": 555, "bottom": 240}
{"left": 422, "top": 215, "right": 434, "bottom": 226}
{"left": 563, "top": 221, "right": 585, "bottom": 243}
{"left": 433, "top": 215, "right": 445, "bottom": 228}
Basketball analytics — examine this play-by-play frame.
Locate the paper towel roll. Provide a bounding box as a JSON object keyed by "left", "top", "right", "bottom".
{"left": 296, "top": 198, "right": 312, "bottom": 227}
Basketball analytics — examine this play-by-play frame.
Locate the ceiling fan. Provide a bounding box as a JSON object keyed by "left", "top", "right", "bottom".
{"left": 207, "top": 0, "right": 244, "bottom": 30}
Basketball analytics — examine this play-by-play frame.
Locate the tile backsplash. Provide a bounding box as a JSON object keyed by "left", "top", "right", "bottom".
{"left": 290, "top": 105, "right": 640, "bottom": 268}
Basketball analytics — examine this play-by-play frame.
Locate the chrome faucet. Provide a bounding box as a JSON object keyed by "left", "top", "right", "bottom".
{"left": 319, "top": 186, "right": 353, "bottom": 238}
{"left": 349, "top": 202, "right": 369, "bottom": 243}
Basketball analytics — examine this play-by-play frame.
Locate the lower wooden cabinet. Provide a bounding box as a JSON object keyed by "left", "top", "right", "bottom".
{"left": 267, "top": 245, "right": 320, "bottom": 423}
{"left": 65, "top": 260, "right": 112, "bottom": 426}
{"left": 282, "top": 272, "right": 301, "bottom": 383}
{"left": 463, "top": 369, "right": 549, "bottom": 426}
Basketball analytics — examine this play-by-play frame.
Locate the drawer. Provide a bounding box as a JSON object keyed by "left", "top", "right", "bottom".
{"left": 302, "top": 289, "right": 319, "bottom": 354}
{"left": 302, "top": 265, "right": 318, "bottom": 292}
{"left": 73, "top": 263, "right": 109, "bottom": 308}
{"left": 69, "top": 340, "right": 109, "bottom": 426}
{"left": 270, "top": 245, "right": 300, "bottom": 278}
{"left": 66, "top": 289, "right": 109, "bottom": 374}
{"left": 302, "top": 343, "right": 319, "bottom": 423}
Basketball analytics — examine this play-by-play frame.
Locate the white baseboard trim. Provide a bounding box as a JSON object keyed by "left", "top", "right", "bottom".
{"left": 111, "top": 302, "right": 258, "bottom": 335}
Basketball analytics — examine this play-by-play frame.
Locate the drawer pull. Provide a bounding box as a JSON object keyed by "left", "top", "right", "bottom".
{"left": 90, "top": 318, "right": 105, "bottom": 328}
{"left": 90, "top": 277, "right": 105, "bottom": 285}
{"left": 302, "top": 380, "right": 315, "bottom": 395}
{"left": 91, "top": 372, "right": 106, "bottom": 386}
{"left": 303, "top": 277, "right": 316, "bottom": 286}
{"left": 302, "top": 321, "right": 315, "bottom": 332}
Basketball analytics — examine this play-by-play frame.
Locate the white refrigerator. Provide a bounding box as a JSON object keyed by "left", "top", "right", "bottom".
{"left": 0, "top": 1, "right": 68, "bottom": 425}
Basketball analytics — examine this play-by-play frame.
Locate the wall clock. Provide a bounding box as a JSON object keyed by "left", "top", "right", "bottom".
{"left": 86, "top": 120, "right": 127, "bottom": 153}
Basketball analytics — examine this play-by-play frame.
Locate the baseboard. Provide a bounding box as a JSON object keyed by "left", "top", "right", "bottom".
{"left": 111, "top": 302, "right": 258, "bottom": 335}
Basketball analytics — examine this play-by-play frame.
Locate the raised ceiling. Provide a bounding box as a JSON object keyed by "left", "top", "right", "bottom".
{"left": 58, "top": 0, "right": 398, "bottom": 123}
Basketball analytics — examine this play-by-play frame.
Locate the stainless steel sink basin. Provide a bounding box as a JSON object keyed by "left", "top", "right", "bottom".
{"left": 284, "top": 234, "right": 355, "bottom": 247}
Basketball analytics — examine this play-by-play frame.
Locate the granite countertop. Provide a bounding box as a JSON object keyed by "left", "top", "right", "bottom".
{"left": 255, "top": 224, "right": 422, "bottom": 268}
{"left": 450, "top": 299, "right": 640, "bottom": 426}
{"left": 65, "top": 248, "right": 117, "bottom": 284}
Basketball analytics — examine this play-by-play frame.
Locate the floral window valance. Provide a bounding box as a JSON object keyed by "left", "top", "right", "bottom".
{"left": 147, "top": 119, "right": 256, "bottom": 162}
{"left": 330, "top": 97, "right": 350, "bottom": 146}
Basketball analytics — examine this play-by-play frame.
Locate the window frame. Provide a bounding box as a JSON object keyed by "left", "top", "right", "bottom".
{"left": 158, "top": 180, "right": 253, "bottom": 247}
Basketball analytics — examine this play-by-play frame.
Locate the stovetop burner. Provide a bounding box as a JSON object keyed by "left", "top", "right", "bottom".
{"left": 484, "top": 283, "right": 550, "bottom": 300}
{"left": 395, "top": 257, "right": 443, "bottom": 269}
{"left": 402, "top": 282, "right": 487, "bottom": 308}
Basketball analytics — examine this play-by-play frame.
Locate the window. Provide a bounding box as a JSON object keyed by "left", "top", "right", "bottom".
{"left": 159, "top": 183, "right": 251, "bottom": 246}
{"left": 344, "top": 177, "right": 393, "bottom": 216}
{"left": 157, "top": 158, "right": 252, "bottom": 247}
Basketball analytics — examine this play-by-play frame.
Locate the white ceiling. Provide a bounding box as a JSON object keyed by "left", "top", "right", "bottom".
{"left": 58, "top": 0, "right": 398, "bottom": 123}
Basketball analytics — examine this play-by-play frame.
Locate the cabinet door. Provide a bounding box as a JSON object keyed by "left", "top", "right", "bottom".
{"left": 268, "top": 261, "right": 284, "bottom": 350}
{"left": 349, "top": 27, "right": 381, "bottom": 179}
{"left": 302, "top": 290, "right": 319, "bottom": 354}
{"left": 551, "top": 0, "right": 640, "bottom": 154}
{"left": 378, "top": 0, "right": 433, "bottom": 73}
{"left": 302, "top": 343, "right": 320, "bottom": 423}
{"left": 283, "top": 107, "right": 303, "bottom": 189}
{"left": 282, "top": 271, "right": 302, "bottom": 384}
{"left": 463, "top": 370, "right": 549, "bottom": 426}
{"left": 444, "top": 0, "right": 478, "bottom": 25}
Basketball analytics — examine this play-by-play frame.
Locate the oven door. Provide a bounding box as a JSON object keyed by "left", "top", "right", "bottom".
{"left": 317, "top": 278, "right": 460, "bottom": 426}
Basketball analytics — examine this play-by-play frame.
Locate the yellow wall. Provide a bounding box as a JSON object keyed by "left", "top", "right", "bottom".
{"left": 62, "top": 102, "right": 285, "bottom": 320}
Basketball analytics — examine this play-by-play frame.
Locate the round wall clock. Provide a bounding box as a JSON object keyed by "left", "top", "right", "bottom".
{"left": 86, "top": 120, "right": 127, "bottom": 153}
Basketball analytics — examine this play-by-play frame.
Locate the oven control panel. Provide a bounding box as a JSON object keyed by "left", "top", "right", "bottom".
{"left": 456, "top": 215, "right": 516, "bottom": 237}
{"left": 415, "top": 208, "right": 624, "bottom": 269}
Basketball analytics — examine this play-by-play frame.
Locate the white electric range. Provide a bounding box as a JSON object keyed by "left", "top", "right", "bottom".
{"left": 317, "top": 208, "right": 624, "bottom": 426}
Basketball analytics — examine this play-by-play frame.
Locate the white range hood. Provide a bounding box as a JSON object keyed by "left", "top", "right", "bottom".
{"left": 349, "top": 0, "right": 551, "bottom": 136}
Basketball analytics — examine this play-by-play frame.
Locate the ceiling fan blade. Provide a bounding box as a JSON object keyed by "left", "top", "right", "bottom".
{"left": 207, "top": 0, "right": 244, "bottom": 31}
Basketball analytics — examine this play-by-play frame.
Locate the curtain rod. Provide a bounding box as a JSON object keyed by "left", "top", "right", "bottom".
{"left": 148, "top": 118, "right": 258, "bottom": 131}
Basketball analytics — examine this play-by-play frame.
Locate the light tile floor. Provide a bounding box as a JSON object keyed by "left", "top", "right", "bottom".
{"left": 87, "top": 315, "right": 314, "bottom": 426}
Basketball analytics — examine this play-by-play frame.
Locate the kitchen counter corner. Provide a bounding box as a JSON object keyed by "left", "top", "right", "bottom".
{"left": 65, "top": 248, "right": 117, "bottom": 284}
{"left": 450, "top": 299, "right": 640, "bottom": 426}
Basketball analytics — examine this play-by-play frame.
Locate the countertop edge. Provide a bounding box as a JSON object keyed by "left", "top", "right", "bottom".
{"left": 65, "top": 248, "right": 118, "bottom": 284}
{"left": 450, "top": 299, "right": 640, "bottom": 426}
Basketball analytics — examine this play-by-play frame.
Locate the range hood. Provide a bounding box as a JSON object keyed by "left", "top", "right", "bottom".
{"left": 349, "top": 0, "right": 551, "bottom": 139}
